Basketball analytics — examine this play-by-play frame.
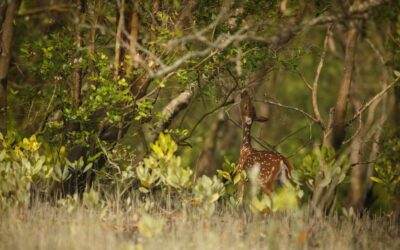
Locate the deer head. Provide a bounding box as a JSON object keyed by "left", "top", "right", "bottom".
{"left": 240, "top": 90, "right": 269, "bottom": 126}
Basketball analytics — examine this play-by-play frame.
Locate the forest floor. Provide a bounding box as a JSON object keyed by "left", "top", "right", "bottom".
{"left": 1, "top": 200, "right": 399, "bottom": 250}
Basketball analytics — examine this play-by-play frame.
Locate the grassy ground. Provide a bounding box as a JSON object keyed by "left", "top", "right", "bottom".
{"left": 1, "top": 200, "right": 399, "bottom": 250}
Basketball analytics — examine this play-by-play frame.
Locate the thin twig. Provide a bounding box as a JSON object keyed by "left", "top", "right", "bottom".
{"left": 257, "top": 99, "right": 319, "bottom": 123}
{"left": 311, "top": 25, "right": 331, "bottom": 130}
{"left": 365, "top": 37, "right": 385, "bottom": 65}
{"left": 273, "top": 124, "right": 311, "bottom": 148}
{"left": 346, "top": 77, "right": 400, "bottom": 125}
{"left": 224, "top": 111, "right": 273, "bottom": 150}
{"left": 343, "top": 109, "right": 362, "bottom": 144}
{"left": 181, "top": 71, "right": 239, "bottom": 141}
{"left": 36, "top": 85, "right": 58, "bottom": 133}
{"left": 296, "top": 69, "right": 312, "bottom": 91}
{"left": 96, "top": 136, "right": 121, "bottom": 173}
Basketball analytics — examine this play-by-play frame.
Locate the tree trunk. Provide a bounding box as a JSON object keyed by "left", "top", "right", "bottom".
{"left": 0, "top": 0, "right": 20, "bottom": 135}
{"left": 196, "top": 112, "right": 225, "bottom": 177}
{"left": 391, "top": 15, "right": 400, "bottom": 130}
{"left": 126, "top": 4, "right": 139, "bottom": 74}
{"left": 72, "top": 0, "right": 85, "bottom": 107}
{"left": 114, "top": 0, "right": 125, "bottom": 79}
{"left": 349, "top": 98, "right": 363, "bottom": 209}
{"left": 329, "top": 20, "right": 359, "bottom": 149}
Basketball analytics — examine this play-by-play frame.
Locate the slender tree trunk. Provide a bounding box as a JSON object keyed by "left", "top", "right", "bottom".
{"left": 0, "top": 0, "right": 20, "bottom": 135}
{"left": 114, "top": 0, "right": 125, "bottom": 79}
{"left": 258, "top": 68, "right": 279, "bottom": 139}
{"left": 349, "top": 97, "right": 363, "bottom": 209}
{"left": 72, "top": 0, "right": 85, "bottom": 107}
{"left": 391, "top": 16, "right": 400, "bottom": 130}
{"left": 329, "top": 20, "right": 359, "bottom": 149}
{"left": 196, "top": 112, "right": 225, "bottom": 177}
{"left": 88, "top": 1, "right": 98, "bottom": 57}
{"left": 126, "top": 5, "right": 139, "bottom": 74}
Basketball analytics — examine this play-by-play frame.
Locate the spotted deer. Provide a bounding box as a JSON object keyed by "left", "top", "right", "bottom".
{"left": 237, "top": 90, "right": 294, "bottom": 195}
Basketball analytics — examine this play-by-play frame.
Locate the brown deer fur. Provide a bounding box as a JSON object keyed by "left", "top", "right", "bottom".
{"left": 237, "top": 90, "right": 294, "bottom": 195}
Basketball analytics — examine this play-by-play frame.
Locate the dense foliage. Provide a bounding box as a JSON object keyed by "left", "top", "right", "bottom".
{"left": 1, "top": 0, "right": 400, "bottom": 220}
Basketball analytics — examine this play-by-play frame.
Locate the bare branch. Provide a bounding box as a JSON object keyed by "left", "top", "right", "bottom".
{"left": 150, "top": 26, "right": 249, "bottom": 78}
{"left": 181, "top": 69, "right": 239, "bottom": 141}
{"left": 343, "top": 109, "right": 362, "bottom": 144}
{"left": 311, "top": 26, "right": 331, "bottom": 129}
{"left": 346, "top": 77, "right": 400, "bottom": 125}
{"left": 257, "top": 99, "right": 319, "bottom": 123}
{"left": 155, "top": 83, "right": 197, "bottom": 134}
{"left": 245, "top": 0, "right": 391, "bottom": 46}
{"left": 36, "top": 85, "right": 58, "bottom": 133}
{"left": 224, "top": 111, "right": 273, "bottom": 150}
{"left": 96, "top": 137, "right": 121, "bottom": 173}
{"left": 296, "top": 69, "right": 312, "bottom": 91}
{"left": 17, "top": 4, "right": 69, "bottom": 16}
{"left": 349, "top": 0, "right": 391, "bottom": 13}
{"left": 365, "top": 37, "right": 385, "bottom": 65}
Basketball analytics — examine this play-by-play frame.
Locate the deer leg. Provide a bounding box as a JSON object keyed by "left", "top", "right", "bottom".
{"left": 262, "top": 182, "right": 273, "bottom": 196}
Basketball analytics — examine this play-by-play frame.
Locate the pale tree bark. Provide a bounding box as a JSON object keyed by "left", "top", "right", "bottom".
{"left": 0, "top": 0, "right": 20, "bottom": 135}
{"left": 155, "top": 83, "right": 196, "bottom": 134}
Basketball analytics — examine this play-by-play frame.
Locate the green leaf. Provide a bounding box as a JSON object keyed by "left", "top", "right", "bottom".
{"left": 370, "top": 176, "right": 384, "bottom": 184}
{"left": 83, "top": 163, "right": 93, "bottom": 173}
{"left": 32, "top": 156, "right": 45, "bottom": 175}
{"left": 233, "top": 173, "right": 241, "bottom": 184}
{"left": 217, "top": 170, "right": 231, "bottom": 181}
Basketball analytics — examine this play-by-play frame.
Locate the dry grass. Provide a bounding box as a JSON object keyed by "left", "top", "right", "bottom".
{"left": 1, "top": 200, "right": 399, "bottom": 250}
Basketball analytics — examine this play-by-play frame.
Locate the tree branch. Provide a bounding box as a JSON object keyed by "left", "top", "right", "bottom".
{"left": 311, "top": 26, "right": 331, "bottom": 130}
{"left": 155, "top": 83, "right": 197, "bottom": 134}
{"left": 346, "top": 77, "right": 400, "bottom": 126}
{"left": 17, "top": 4, "right": 69, "bottom": 16}
{"left": 257, "top": 99, "right": 319, "bottom": 123}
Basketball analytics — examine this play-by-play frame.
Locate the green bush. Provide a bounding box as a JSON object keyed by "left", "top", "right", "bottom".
{"left": 371, "top": 136, "right": 400, "bottom": 211}
{"left": 0, "top": 133, "right": 54, "bottom": 207}
{"left": 137, "top": 133, "right": 193, "bottom": 191}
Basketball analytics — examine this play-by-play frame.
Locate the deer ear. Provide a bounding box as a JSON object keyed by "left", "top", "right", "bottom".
{"left": 255, "top": 116, "right": 269, "bottom": 123}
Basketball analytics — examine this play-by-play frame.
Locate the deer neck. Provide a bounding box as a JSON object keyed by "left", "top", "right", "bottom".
{"left": 241, "top": 123, "right": 252, "bottom": 150}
